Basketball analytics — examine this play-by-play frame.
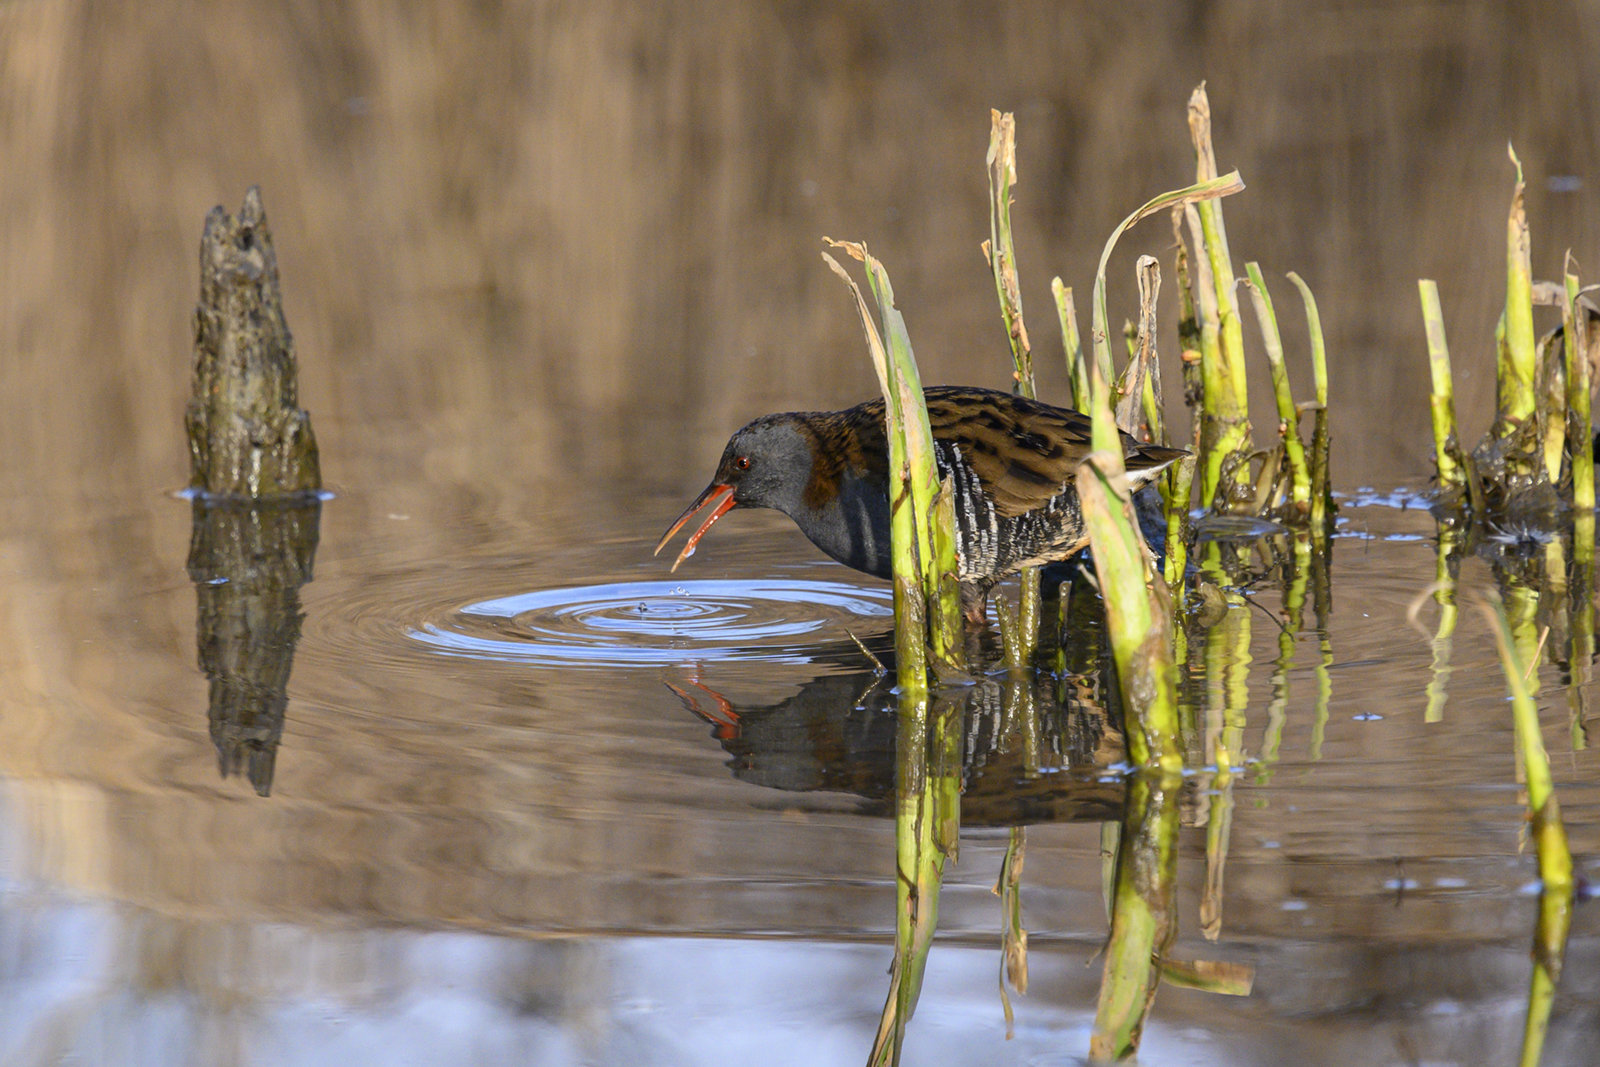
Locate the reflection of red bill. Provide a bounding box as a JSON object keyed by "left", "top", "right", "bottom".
{"left": 654, "top": 483, "right": 736, "bottom": 572}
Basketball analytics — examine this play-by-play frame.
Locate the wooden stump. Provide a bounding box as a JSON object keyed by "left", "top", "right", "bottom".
{"left": 186, "top": 186, "right": 320, "bottom": 497}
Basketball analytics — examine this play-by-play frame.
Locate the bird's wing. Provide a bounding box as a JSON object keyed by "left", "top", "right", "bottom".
{"left": 924, "top": 387, "right": 1184, "bottom": 518}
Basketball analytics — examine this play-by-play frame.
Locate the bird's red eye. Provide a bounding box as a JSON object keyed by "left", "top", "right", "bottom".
{"left": 734, "top": 455, "right": 751, "bottom": 471}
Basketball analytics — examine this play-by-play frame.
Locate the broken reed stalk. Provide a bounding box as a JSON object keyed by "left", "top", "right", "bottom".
{"left": 1487, "top": 598, "right": 1574, "bottom": 888}
{"left": 1076, "top": 449, "right": 1181, "bottom": 770}
{"left": 995, "top": 826, "right": 1028, "bottom": 1036}
{"left": 822, "top": 243, "right": 964, "bottom": 676}
{"left": 1187, "top": 84, "right": 1252, "bottom": 510}
{"left": 1164, "top": 216, "right": 1201, "bottom": 588}
{"left": 868, "top": 694, "right": 960, "bottom": 1067}
{"left": 1090, "top": 174, "right": 1245, "bottom": 399}
{"left": 1501, "top": 146, "right": 1539, "bottom": 443}
{"left": 1479, "top": 594, "right": 1574, "bottom": 1067}
{"left": 1564, "top": 261, "right": 1594, "bottom": 513}
{"left": 1570, "top": 512, "right": 1596, "bottom": 752}
{"left": 1173, "top": 209, "right": 1205, "bottom": 411}
{"left": 828, "top": 242, "right": 965, "bottom": 1067}
{"left": 1287, "top": 271, "right": 1333, "bottom": 532}
{"left": 1116, "top": 256, "right": 1163, "bottom": 441}
{"left": 1424, "top": 529, "right": 1462, "bottom": 723}
{"left": 1080, "top": 172, "right": 1240, "bottom": 769}
{"left": 1243, "top": 263, "right": 1311, "bottom": 514}
{"left": 1418, "top": 279, "right": 1467, "bottom": 493}
{"left": 1255, "top": 531, "right": 1310, "bottom": 780}
{"left": 1053, "top": 279, "right": 1090, "bottom": 411}
{"left": 985, "top": 110, "right": 1043, "bottom": 651}
{"left": 986, "top": 110, "right": 1034, "bottom": 399}
{"left": 1090, "top": 768, "right": 1181, "bottom": 1061}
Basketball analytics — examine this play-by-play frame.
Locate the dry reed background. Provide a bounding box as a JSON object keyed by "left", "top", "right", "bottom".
{"left": 3, "top": 0, "right": 1600, "bottom": 502}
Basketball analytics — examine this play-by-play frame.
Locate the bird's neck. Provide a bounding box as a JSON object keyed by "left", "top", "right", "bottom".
{"left": 791, "top": 466, "right": 892, "bottom": 580}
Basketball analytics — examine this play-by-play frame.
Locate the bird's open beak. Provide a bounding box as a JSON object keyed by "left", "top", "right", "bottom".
{"left": 654, "top": 483, "right": 737, "bottom": 571}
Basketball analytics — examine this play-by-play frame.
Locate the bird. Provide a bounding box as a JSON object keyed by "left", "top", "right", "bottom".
{"left": 656, "top": 385, "right": 1187, "bottom": 622}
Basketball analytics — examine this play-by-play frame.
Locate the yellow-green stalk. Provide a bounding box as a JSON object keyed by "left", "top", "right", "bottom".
{"left": 1501, "top": 146, "right": 1539, "bottom": 440}
{"left": 1479, "top": 594, "right": 1574, "bottom": 1067}
{"left": 1425, "top": 525, "right": 1462, "bottom": 723}
{"left": 1115, "top": 256, "right": 1164, "bottom": 441}
{"left": 1571, "top": 510, "right": 1595, "bottom": 751}
{"left": 823, "top": 243, "right": 964, "bottom": 670}
{"left": 995, "top": 826, "right": 1028, "bottom": 1036}
{"left": 1244, "top": 262, "right": 1311, "bottom": 514}
{"left": 869, "top": 694, "right": 961, "bottom": 1067}
{"left": 984, "top": 111, "right": 1043, "bottom": 654}
{"left": 1187, "top": 85, "right": 1253, "bottom": 508}
{"left": 1255, "top": 530, "right": 1310, "bottom": 782}
{"left": 1054, "top": 278, "right": 1089, "bottom": 412}
{"left": 1564, "top": 261, "right": 1593, "bottom": 513}
{"left": 1288, "top": 271, "right": 1333, "bottom": 532}
{"left": 1173, "top": 207, "right": 1205, "bottom": 411}
{"left": 986, "top": 110, "right": 1034, "bottom": 399}
{"left": 1077, "top": 451, "right": 1182, "bottom": 770}
{"left": 1090, "top": 768, "right": 1181, "bottom": 1061}
{"left": 1418, "top": 279, "right": 1466, "bottom": 494}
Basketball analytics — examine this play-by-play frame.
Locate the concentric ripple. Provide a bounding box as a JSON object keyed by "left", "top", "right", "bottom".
{"left": 409, "top": 578, "right": 893, "bottom": 668}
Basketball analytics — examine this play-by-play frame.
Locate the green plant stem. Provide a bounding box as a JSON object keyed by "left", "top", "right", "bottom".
{"left": 996, "top": 826, "right": 1028, "bottom": 1036}
{"left": 1500, "top": 146, "right": 1538, "bottom": 479}
{"left": 1288, "top": 272, "right": 1334, "bottom": 531}
{"left": 987, "top": 110, "right": 1033, "bottom": 399}
{"left": 1244, "top": 263, "right": 1310, "bottom": 514}
{"left": 1571, "top": 511, "right": 1595, "bottom": 751}
{"left": 823, "top": 244, "right": 964, "bottom": 671}
{"left": 869, "top": 693, "right": 958, "bottom": 1067}
{"left": 1480, "top": 593, "right": 1575, "bottom": 1067}
{"left": 1418, "top": 279, "right": 1465, "bottom": 493}
{"left": 1426, "top": 524, "right": 1461, "bottom": 723}
{"left": 1054, "top": 279, "right": 1089, "bottom": 413}
{"left": 1565, "top": 264, "right": 1594, "bottom": 512}
{"left": 1090, "top": 769, "right": 1181, "bottom": 1061}
{"left": 1173, "top": 207, "right": 1205, "bottom": 411}
{"left": 1187, "top": 85, "right": 1252, "bottom": 514}
{"left": 984, "top": 111, "right": 1041, "bottom": 649}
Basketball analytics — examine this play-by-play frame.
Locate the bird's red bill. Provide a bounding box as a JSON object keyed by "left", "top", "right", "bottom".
{"left": 654, "top": 484, "right": 736, "bottom": 571}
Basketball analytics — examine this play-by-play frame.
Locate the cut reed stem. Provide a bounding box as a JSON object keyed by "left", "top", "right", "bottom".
{"left": 1287, "top": 272, "right": 1333, "bottom": 532}
{"left": 1244, "top": 262, "right": 1310, "bottom": 514}
{"left": 1418, "top": 279, "right": 1466, "bottom": 493}
{"left": 1187, "top": 84, "right": 1252, "bottom": 512}
{"left": 985, "top": 110, "right": 1042, "bottom": 644}
{"left": 1501, "top": 145, "right": 1538, "bottom": 435}
{"left": 1564, "top": 259, "right": 1594, "bottom": 512}
{"left": 823, "top": 242, "right": 964, "bottom": 672}
{"left": 1054, "top": 278, "right": 1089, "bottom": 412}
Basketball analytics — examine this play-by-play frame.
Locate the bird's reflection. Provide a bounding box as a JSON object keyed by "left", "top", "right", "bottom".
{"left": 669, "top": 623, "right": 1126, "bottom": 827}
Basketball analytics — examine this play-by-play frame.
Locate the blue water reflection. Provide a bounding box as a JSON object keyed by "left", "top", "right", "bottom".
{"left": 409, "top": 579, "right": 893, "bottom": 667}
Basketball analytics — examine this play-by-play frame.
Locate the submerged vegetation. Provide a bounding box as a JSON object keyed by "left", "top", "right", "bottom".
{"left": 812, "top": 87, "right": 1588, "bottom": 1066}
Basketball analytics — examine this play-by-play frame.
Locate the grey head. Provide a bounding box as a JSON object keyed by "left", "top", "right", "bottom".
{"left": 654, "top": 413, "right": 822, "bottom": 571}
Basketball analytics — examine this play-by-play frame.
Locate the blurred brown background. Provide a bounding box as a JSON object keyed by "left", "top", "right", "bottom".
{"left": 4, "top": 0, "right": 1599, "bottom": 499}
